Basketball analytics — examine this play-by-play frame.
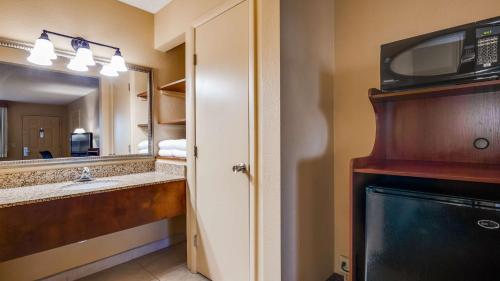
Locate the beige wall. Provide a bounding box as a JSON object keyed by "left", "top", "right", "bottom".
{"left": 154, "top": 0, "right": 227, "bottom": 51}
{"left": 0, "top": 1, "right": 181, "bottom": 280}
{"left": 281, "top": 0, "right": 334, "bottom": 280}
{"left": 333, "top": 0, "right": 500, "bottom": 274}
{"left": 4, "top": 101, "right": 70, "bottom": 161}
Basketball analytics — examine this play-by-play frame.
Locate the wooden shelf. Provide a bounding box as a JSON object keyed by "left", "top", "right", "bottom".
{"left": 161, "top": 91, "right": 185, "bottom": 98}
{"left": 158, "top": 119, "right": 186, "bottom": 125}
{"left": 159, "top": 79, "right": 186, "bottom": 93}
{"left": 137, "top": 91, "right": 148, "bottom": 100}
{"left": 354, "top": 160, "right": 500, "bottom": 185}
{"left": 370, "top": 79, "right": 500, "bottom": 102}
{"left": 156, "top": 156, "right": 187, "bottom": 161}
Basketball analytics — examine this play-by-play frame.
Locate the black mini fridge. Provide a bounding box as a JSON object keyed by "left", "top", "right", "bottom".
{"left": 365, "top": 186, "right": 500, "bottom": 281}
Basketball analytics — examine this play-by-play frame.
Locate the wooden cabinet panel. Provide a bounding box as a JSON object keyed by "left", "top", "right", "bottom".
{"left": 0, "top": 180, "right": 186, "bottom": 262}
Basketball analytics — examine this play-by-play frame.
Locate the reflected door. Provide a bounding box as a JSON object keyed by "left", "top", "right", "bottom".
{"left": 195, "top": 1, "right": 250, "bottom": 280}
{"left": 22, "top": 116, "right": 61, "bottom": 159}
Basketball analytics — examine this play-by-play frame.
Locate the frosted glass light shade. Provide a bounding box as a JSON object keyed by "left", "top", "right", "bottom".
{"left": 27, "top": 37, "right": 57, "bottom": 66}
{"left": 110, "top": 51, "right": 127, "bottom": 72}
{"left": 27, "top": 53, "right": 53, "bottom": 66}
{"left": 74, "top": 47, "right": 95, "bottom": 66}
{"left": 100, "top": 64, "right": 118, "bottom": 77}
{"left": 67, "top": 58, "right": 88, "bottom": 72}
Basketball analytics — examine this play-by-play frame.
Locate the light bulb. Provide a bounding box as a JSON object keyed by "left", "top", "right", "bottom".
{"left": 74, "top": 47, "right": 95, "bottom": 66}
{"left": 110, "top": 50, "right": 127, "bottom": 72}
{"left": 73, "top": 128, "right": 86, "bottom": 134}
{"left": 67, "top": 58, "right": 88, "bottom": 72}
{"left": 27, "top": 32, "right": 57, "bottom": 66}
{"left": 100, "top": 63, "right": 118, "bottom": 77}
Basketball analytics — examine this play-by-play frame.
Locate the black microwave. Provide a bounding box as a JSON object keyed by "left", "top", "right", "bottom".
{"left": 381, "top": 16, "right": 500, "bottom": 91}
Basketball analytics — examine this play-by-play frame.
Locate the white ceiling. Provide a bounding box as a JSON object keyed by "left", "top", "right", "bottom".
{"left": 117, "top": 0, "right": 173, "bottom": 14}
{"left": 0, "top": 63, "right": 99, "bottom": 105}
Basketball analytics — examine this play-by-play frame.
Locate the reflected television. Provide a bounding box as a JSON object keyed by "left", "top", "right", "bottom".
{"left": 71, "top": 132, "right": 93, "bottom": 157}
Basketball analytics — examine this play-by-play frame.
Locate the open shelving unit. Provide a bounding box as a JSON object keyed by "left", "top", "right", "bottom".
{"left": 350, "top": 80, "right": 500, "bottom": 281}
{"left": 158, "top": 78, "right": 187, "bottom": 126}
{"left": 155, "top": 43, "right": 187, "bottom": 162}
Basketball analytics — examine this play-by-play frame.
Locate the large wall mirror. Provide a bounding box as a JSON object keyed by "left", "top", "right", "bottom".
{"left": 0, "top": 39, "right": 153, "bottom": 165}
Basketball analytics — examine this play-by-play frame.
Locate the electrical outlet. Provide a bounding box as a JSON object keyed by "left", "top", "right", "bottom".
{"left": 338, "top": 255, "right": 350, "bottom": 274}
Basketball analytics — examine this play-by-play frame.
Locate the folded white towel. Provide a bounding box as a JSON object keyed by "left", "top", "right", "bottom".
{"left": 158, "top": 149, "right": 187, "bottom": 158}
{"left": 158, "top": 139, "right": 186, "bottom": 151}
{"left": 137, "top": 140, "right": 149, "bottom": 150}
{"left": 138, "top": 149, "right": 149, "bottom": 154}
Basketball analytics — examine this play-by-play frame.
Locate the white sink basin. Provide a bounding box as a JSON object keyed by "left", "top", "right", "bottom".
{"left": 62, "top": 180, "right": 121, "bottom": 191}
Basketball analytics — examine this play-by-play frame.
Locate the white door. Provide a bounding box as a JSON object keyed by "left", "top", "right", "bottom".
{"left": 195, "top": 1, "right": 250, "bottom": 280}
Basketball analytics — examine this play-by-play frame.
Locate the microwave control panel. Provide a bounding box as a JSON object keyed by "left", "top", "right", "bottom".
{"left": 476, "top": 26, "right": 500, "bottom": 67}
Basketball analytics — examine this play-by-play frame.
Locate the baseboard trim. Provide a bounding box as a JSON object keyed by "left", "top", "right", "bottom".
{"left": 42, "top": 234, "right": 186, "bottom": 281}
{"left": 327, "top": 272, "right": 345, "bottom": 281}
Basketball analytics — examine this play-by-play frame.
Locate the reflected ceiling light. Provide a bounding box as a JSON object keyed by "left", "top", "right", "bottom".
{"left": 27, "top": 31, "right": 57, "bottom": 66}
{"left": 28, "top": 30, "right": 127, "bottom": 76}
{"left": 100, "top": 63, "right": 119, "bottom": 77}
{"left": 73, "top": 128, "right": 86, "bottom": 134}
{"left": 67, "top": 58, "right": 88, "bottom": 72}
{"left": 110, "top": 49, "right": 127, "bottom": 72}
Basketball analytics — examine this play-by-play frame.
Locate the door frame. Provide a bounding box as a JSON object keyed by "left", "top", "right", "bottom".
{"left": 185, "top": 0, "right": 256, "bottom": 279}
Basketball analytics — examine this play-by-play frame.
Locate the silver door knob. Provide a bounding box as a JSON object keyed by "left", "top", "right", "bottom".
{"left": 232, "top": 163, "right": 247, "bottom": 174}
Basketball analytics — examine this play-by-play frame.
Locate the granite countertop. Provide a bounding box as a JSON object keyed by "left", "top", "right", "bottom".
{"left": 0, "top": 171, "right": 185, "bottom": 209}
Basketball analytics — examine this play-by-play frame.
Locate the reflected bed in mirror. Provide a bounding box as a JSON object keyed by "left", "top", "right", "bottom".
{"left": 0, "top": 43, "right": 153, "bottom": 164}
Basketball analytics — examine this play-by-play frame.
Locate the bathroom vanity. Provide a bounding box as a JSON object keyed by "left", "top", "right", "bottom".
{"left": 0, "top": 6, "right": 192, "bottom": 280}
{"left": 0, "top": 170, "right": 186, "bottom": 262}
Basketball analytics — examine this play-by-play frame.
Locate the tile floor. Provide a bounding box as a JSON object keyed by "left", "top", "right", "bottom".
{"left": 79, "top": 243, "right": 208, "bottom": 281}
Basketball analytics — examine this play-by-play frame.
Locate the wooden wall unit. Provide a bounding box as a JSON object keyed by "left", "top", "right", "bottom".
{"left": 0, "top": 180, "right": 186, "bottom": 262}
{"left": 350, "top": 80, "right": 500, "bottom": 281}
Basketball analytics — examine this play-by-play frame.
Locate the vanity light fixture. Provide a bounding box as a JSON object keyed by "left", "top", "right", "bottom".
{"left": 27, "top": 30, "right": 127, "bottom": 77}
{"left": 27, "top": 31, "right": 57, "bottom": 66}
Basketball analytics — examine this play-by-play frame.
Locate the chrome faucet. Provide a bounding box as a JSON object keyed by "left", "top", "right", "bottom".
{"left": 76, "top": 167, "right": 93, "bottom": 182}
